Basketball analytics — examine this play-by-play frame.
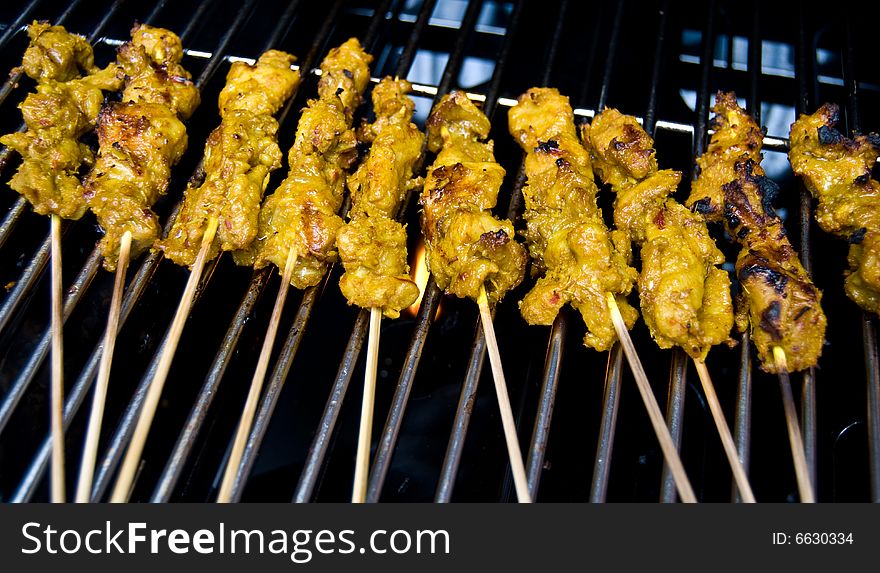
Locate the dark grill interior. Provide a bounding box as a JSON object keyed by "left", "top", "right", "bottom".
{"left": 0, "top": 0, "right": 878, "bottom": 502}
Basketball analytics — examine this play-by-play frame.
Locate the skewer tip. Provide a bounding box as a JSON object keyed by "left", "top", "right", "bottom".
{"left": 772, "top": 346, "right": 788, "bottom": 372}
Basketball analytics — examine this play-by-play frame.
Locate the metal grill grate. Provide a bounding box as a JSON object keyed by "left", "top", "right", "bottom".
{"left": 0, "top": 0, "right": 878, "bottom": 503}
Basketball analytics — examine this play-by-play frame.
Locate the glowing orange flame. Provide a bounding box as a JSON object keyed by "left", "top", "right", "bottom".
{"left": 406, "top": 240, "right": 430, "bottom": 317}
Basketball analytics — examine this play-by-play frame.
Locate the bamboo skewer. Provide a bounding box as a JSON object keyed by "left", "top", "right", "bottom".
{"left": 352, "top": 307, "right": 382, "bottom": 503}
{"left": 109, "top": 217, "right": 219, "bottom": 502}
{"left": 773, "top": 346, "right": 815, "bottom": 503}
{"left": 49, "top": 214, "right": 65, "bottom": 503}
{"left": 217, "top": 246, "right": 298, "bottom": 503}
{"left": 477, "top": 285, "right": 532, "bottom": 503}
{"left": 693, "top": 358, "right": 756, "bottom": 502}
{"left": 75, "top": 230, "right": 132, "bottom": 503}
{"left": 605, "top": 292, "right": 697, "bottom": 503}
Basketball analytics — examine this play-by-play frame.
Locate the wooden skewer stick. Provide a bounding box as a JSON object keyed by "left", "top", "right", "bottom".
{"left": 109, "top": 218, "right": 219, "bottom": 502}
{"left": 49, "top": 214, "right": 65, "bottom": 503}
{"left": 477, "top": 285, "right": 532, "bottom": 503}
{"left": 352, "top": 307, "right": 382, "bottom": 503}
{"left": 693, "top": 358, "right": 756, "bottom": 503}
{"left": 772, "top": 346, "right": 816, "bottom": 503}
{"left": 605, "top": 292, "right": 697, "bottom": 503}
{"left": 75, "top": 230, "right": 132, "bottom": 503}
{"left": 217, "top": 246, "right": 298, "bottom": 503}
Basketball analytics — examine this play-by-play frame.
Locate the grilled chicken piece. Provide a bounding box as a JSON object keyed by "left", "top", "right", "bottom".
{"left": 157, "top": 50, "right": 300, "bottom": 267}
{"left": 20, "top": 21, "right": 97, "bottom": 82}
{"left": 508, "top": 88, "right": 637, "bottom": 351}
{"left": 234, "top": 38, "right": 372, "bottom": 289}
{"left": 83, "top": 24, "right": 199, "bottom": 270}
{"left": 687, "top": 91, "right": 765, "bottom": 222}
{"left": 1, "top": 23, "right": 124, "bottom": 219}
{"left": 421, "top": 91, "right": 527, "bottom": 306}
{"left": 337, "top": 78, "right": 423, "bottom": 318}
{"left": 789, "top": 103, "right": 880, "bottom": 315}
{"left": 723, "top": 160, "right": 826, "bottom": 373}
{"left": 586, "top": 107, "right": 733, "bottom": 358}
{"left": 116, "top": 25, "right": 200, "bottom": 120}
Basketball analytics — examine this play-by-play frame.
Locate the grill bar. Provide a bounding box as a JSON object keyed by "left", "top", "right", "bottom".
{"left": 518, "top": 0, "right": 570, "bottom": 501}
{"left": 432, "top": 314, "right": 485, "bottom": 502}
{"left": 590, "top": 347, "right": 624, "bottom": 501}
{"left": 842, "top": 15, "right": 880, "bottom": 502}
{"left": 642, "top": 0, "right": 669, "bottom": 136}
{"left": 730, "top": 0, "right": 763, "bottom": 504}
{"left": 596, "top": 0, "right": 624, "bottom": 112}
{"left": 0, "top": 0, "right": 43, "bottom": 53}
{"left": 794, "top": 8, "right": 818, "bottom": 497}
{"left": 143, "top": 0, "right": 171, "bottom": 26}
{"left": 660, "top": 350, "right": 688, "bottom": 502}
{"left": 657, "top": 0, "right": 715, "bottom": 504}
{"left": 524, "top": 311, "right": 565, "bottom": 497}
{"left": 586, "top": 0, "right": 639, "bottom": 504}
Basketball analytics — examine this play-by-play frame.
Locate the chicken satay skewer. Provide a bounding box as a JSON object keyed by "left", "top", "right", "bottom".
{"left": 49, "top": 214, "right": 65, "bottom": 502}
{"left": 216, "top": 39, "right": 373, "bottom": 501}
{"left": 773, "top": 346, "right": 815, "bottom": 503}
{"left": 421, "top": 92, "right": 531, "bottom": 502}
{"left": 74, "top": 229, "right": 131, "bottom": 502}
{"left": 605, "top": 294, "right": 697, "bottom": 503}
{"left": 339, "top": 77, "right": 425, "bottom": 502}
{"left": 108, "top": 45, "right": 299, "bottom": 501}
{"left": 71, "top": 24, "right": 201, "bottom": 502}
{"left": 508, "top": 90, "right": 695, "bottom": 502}
{"left": 110, "top": 218, "right": 217, "bottom": 502}
{"left": 692, "top": 94, "right": 823, "bottom": 502}
{"left": 583, "top": 104, "right": 752, "bottom": 502}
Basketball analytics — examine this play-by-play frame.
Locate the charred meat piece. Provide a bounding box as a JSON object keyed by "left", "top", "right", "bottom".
{"left": 1, "top": 23, "right": 123, "bottom": 219}
{"left": 337, "top": 78, "right": 423, "bottom": 318}
{"left": 421, "top": 91, "right": 527, "bottom": 306}
{"left": 723, "top": 160, "right": 826, "bottom": 373}
{"left": 234, "top": 38, "right": 373, "bottom": 289}
{"left": 586, "top": 107, "right": 733, "bottom": 358}
{"left": 508, "top": 88, "right": 637, "bottom": 351}
{"left": 789, "top": 103, "right": 880, "bottom": 315}
{"left": 83, "top": 24, "right": 200, "bottom": 270}
{"left": 157, "top": 50, "right": 300, "bottom": 267}
{"left": 687, "top": 91, "right": 765, "bottom": 221}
